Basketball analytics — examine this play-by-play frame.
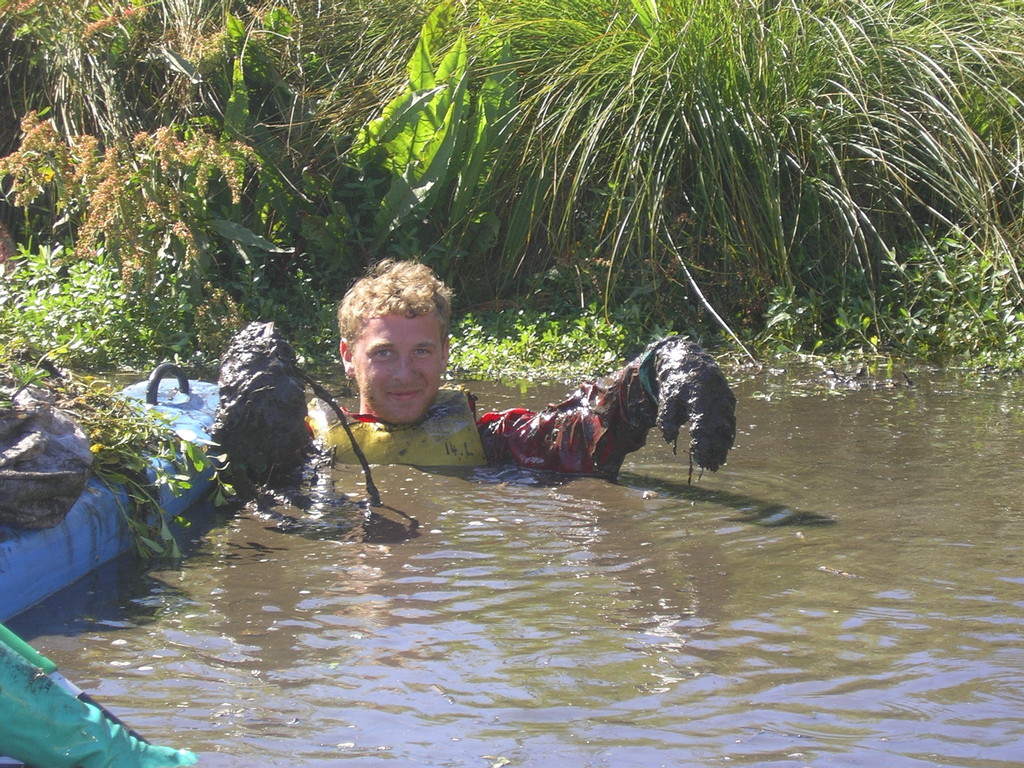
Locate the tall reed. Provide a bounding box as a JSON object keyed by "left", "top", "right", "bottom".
{"left": 466, "top": 0, "right": 1024, "bottom": 333}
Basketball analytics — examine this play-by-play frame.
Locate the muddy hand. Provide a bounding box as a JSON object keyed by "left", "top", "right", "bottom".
{"left": 647, "top": 336, "right": 736, "bottom": 471}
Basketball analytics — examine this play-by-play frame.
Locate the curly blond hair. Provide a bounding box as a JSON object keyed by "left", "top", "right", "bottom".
{"left": 337, "top": 259, "right": 453, "bottom": 341}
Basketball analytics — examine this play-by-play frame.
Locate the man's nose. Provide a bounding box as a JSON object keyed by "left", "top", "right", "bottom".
{"left": 393, "top": 353, "right": 416, "bottom": 378}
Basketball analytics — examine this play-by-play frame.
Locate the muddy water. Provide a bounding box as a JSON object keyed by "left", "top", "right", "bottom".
{"left": 11, "top": 364, "right": 1024, "bottom": 767}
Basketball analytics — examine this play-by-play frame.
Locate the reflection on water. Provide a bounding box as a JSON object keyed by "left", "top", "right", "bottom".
{"left": 10, "top": 365, "right": 1024, "bottom": 767}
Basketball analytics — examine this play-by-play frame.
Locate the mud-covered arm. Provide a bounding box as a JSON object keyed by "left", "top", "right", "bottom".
{"left": 640, "top": 336, "right": 737, "bottom": 472}
{"left": 476, "top": 360, "right": 655, "bottom": 476}
{"left": 476, "top": 336, "right": 736, "bottom": 476}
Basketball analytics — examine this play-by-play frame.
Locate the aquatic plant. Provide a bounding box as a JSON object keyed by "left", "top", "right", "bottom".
{"left": 449, "top": 307, "right": 635, "bottom": 383}
{"left": 69, "top": 378, "right": 223, "bottom": 558}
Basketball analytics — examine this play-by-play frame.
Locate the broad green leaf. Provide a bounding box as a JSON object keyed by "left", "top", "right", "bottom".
{"left": 210, "top": 218, "right": 290, "bottom": 254}
{"left": 414, "top": 0, "right": 455, "bottom": 79}
{"left": 225, "top": 56, "right": 249, "bottom": 137}
{"left": 358, "top": 86, "right": 446, "bottom": 150}
{"left": 225, "top": 12, "right": 246, "bottom": 44}
{"left": 630, "top": 0, "right": 661, "bottom": 34}
{"left": 377, "top": 59, "right": 469, "bottom": 233}
{"left": 452, "top": 45, "right": 518, "bottom": 221}
{"left": 157, "top": 47, "right": 201, "bottom": 84}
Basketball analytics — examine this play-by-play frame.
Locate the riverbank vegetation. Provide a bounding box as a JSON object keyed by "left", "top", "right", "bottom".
{"left": 3, "top": 0, "right": 1024, "bottom": 376}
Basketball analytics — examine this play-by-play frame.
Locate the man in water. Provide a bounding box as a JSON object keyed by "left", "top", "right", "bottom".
{"left": 309, "top": 259, "right": 736, "bottom": 478}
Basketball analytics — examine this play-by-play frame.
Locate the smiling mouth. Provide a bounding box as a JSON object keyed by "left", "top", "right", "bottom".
{"left": 388, "top": 391, "right": 421, "bottom": 400}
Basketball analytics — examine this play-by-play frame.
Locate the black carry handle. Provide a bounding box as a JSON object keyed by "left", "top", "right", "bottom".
{"left": 145, "top": 362, "right": 191, "bottom": 405}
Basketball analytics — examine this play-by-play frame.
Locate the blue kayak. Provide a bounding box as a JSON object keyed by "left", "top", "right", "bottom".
{"left": 0, "top": 367, "right": 220, "bottom": 623}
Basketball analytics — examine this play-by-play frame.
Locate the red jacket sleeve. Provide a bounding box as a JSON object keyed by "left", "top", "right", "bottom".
{"left": 475, "top": 361, "right": 658, "bottom": 476}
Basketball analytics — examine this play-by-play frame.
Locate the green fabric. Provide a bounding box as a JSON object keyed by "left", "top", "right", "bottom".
{"left": 636, "top": 346, "right": 659, "bottom": 402}
{"left": 0, "top": 636, "right": 197, "bottom": 768}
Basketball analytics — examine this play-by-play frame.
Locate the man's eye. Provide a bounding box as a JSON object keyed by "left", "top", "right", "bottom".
{"left": 413, "top": 347, "right": 432, "bottom": 357}
{"left": 372, "top": 349, "right": 392, "bottom": 359}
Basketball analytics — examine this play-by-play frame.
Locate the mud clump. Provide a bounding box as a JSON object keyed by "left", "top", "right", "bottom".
{"left": 650, "top": 337, "right": 736, "bottom": 472}
{"left": 0, "top": 389, "right": 93, "bottom": 528}
{"left": 211, "top": 322, "right": 311, "bottom": 487}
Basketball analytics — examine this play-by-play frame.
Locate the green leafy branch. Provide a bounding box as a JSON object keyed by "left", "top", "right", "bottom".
{"left": 70, "top": 378, "right": 229, "bottom": 559}
{"left": 2, "top": 347, "right": 229, "bottom": 558}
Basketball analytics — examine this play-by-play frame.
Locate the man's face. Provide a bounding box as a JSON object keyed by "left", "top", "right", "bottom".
{"left": 340, "top": 313, "right": 449, "bottom": 425}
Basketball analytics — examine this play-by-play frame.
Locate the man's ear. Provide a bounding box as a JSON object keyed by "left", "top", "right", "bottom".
{"left": 340, "top": 338, "right": 356, "bottom": 377}
{"left": 441, "top": 337, "right": 451, "bottom": 368}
